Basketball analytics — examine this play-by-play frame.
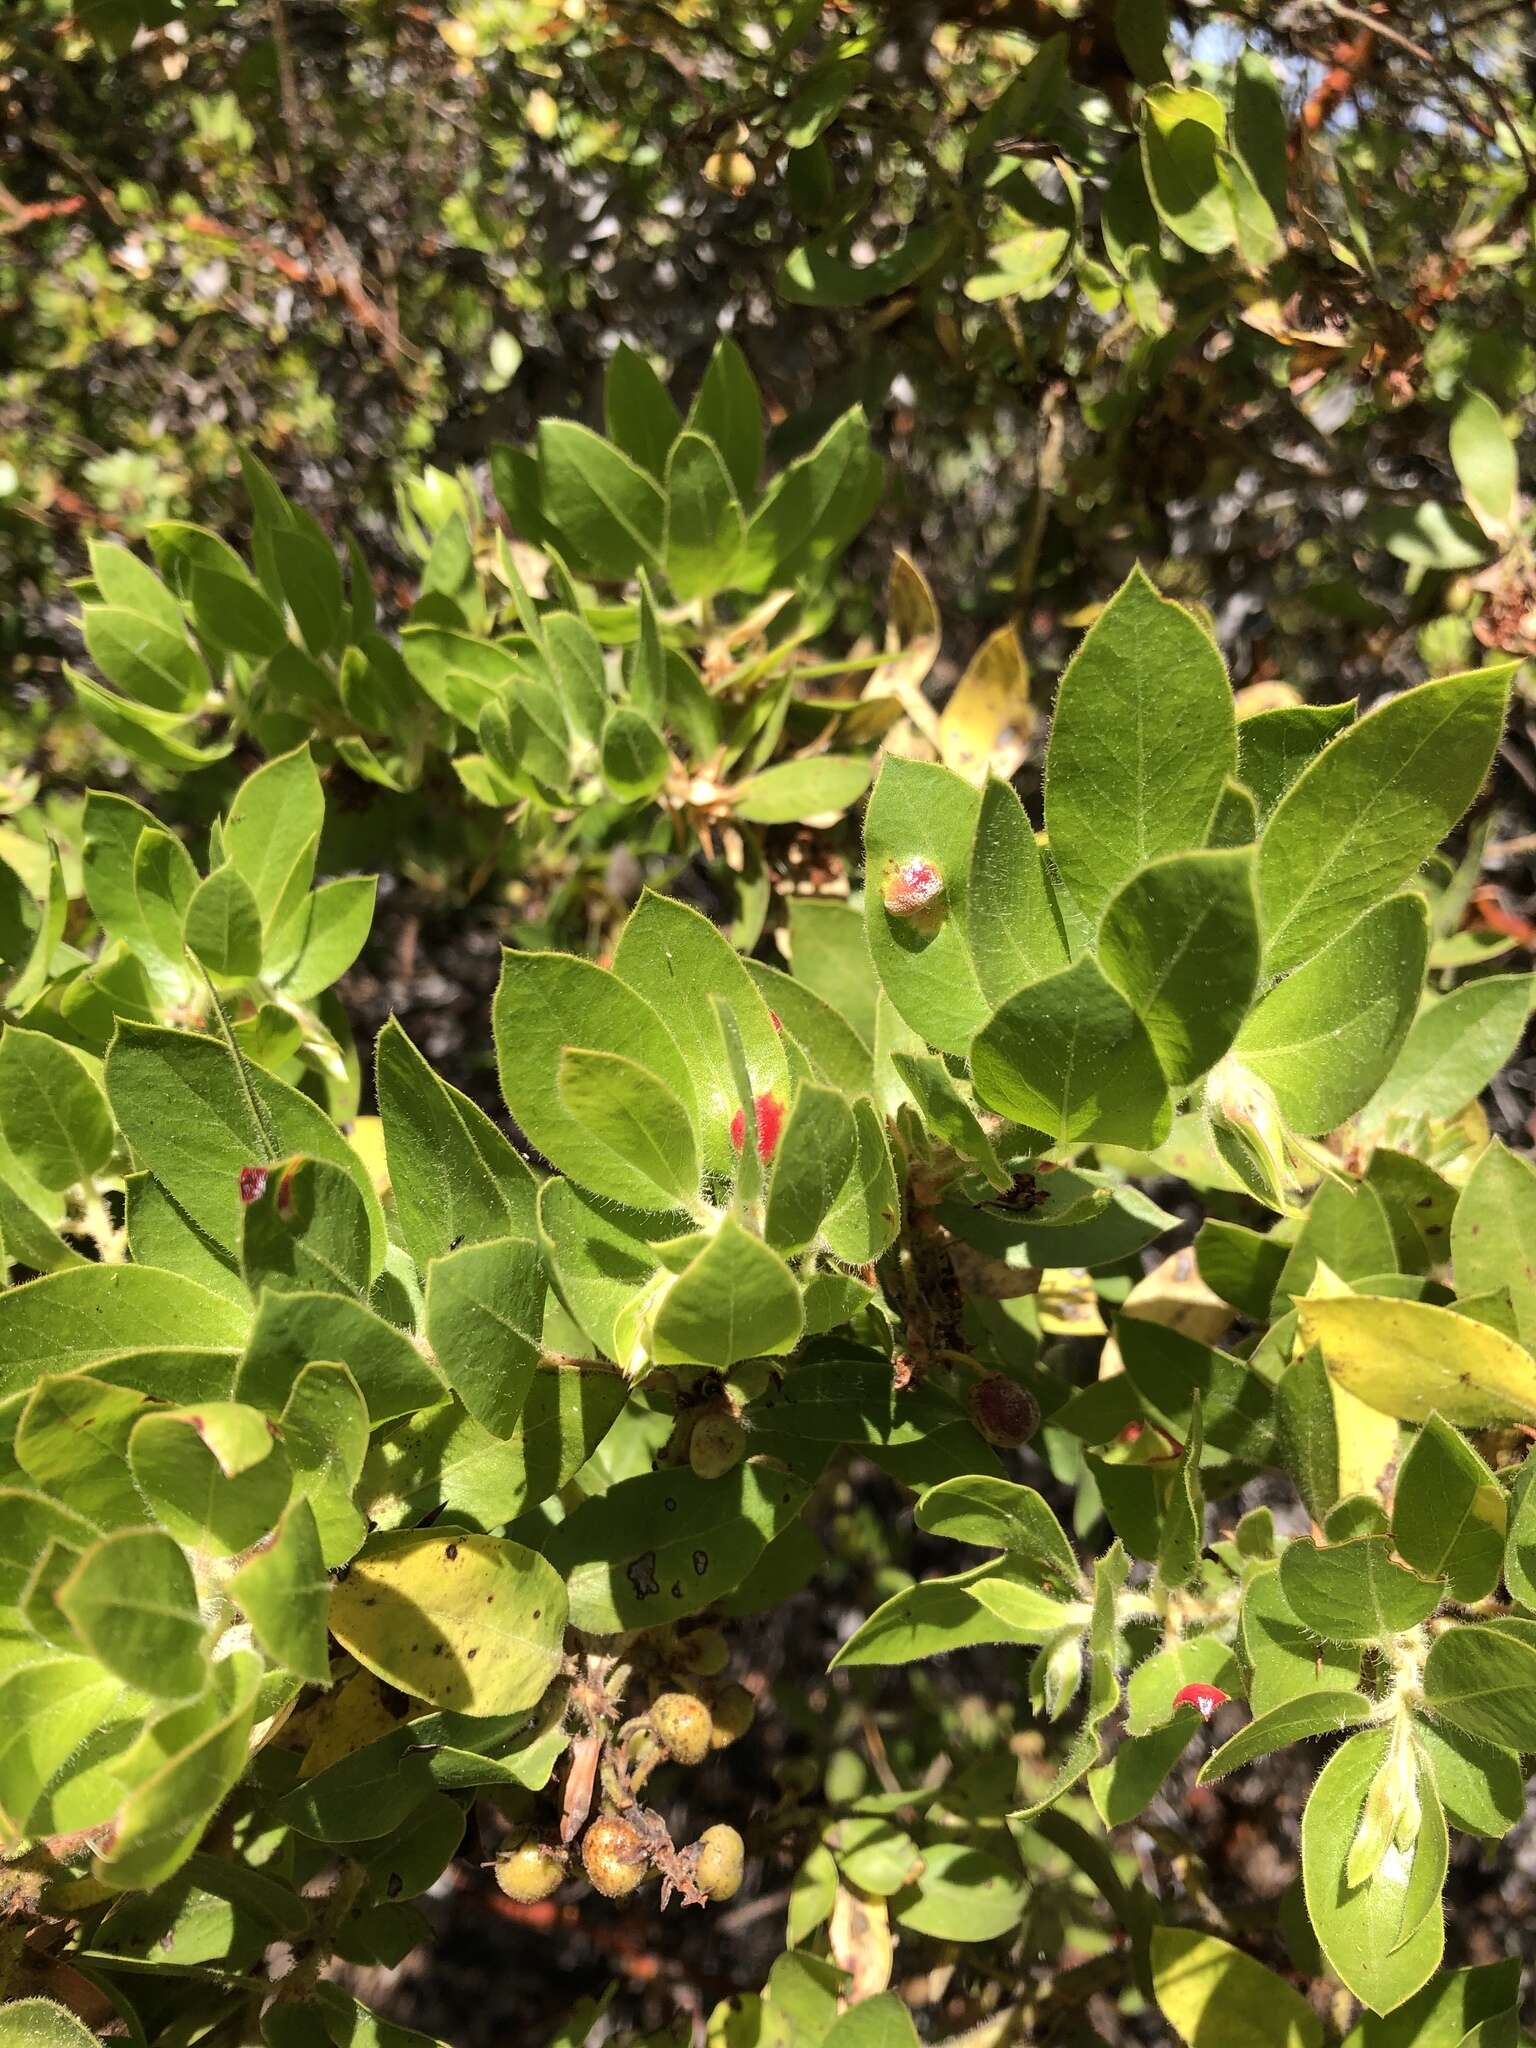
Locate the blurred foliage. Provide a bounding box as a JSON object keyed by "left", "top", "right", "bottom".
{"left": 5, "top": 0, "right": 1535, "bottom": 709}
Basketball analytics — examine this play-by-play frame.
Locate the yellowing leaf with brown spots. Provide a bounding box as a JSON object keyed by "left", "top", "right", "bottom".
{"left": 939, "top": 624, "right": 1034, "bottom": 784}
{"left": 329, "top": 1530, "right": 567, "bottom": 1715}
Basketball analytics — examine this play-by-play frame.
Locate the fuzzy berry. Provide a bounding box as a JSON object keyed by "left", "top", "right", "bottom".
{"left": 651, "top": 1691, "right": 713, "bottom": 1767}
{"left": 494, "top": 1838, "right": 565, "bottom": 1903}
{"left": 729, "top": 1092, "right": 784, "bottom": 1163}
{"left": 966, "top": 1374, "right": 1041, "bottom": 1449}
{"left": 883, "top": 856, "right": 944, "bottom": 918}
{"left": 1173, "top": 1683, "right": 1231, "bottom": 1722}
{"left": 581, "top": 1814, "right": 649, "bottom": 1898}
{"left": 694, "top": 1823, "right": 745, "bottom": 1902}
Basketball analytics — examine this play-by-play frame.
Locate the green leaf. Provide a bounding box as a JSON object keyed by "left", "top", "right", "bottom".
{"left": 734, "top": 754, "right": 872, "bottom": 825}
{"left": 1232, "top": 48, "right": 1289, "bottom": 217}
{"left": 543, "top": 1462, "right": 809, "bottom": 1632}
{"left": 1275, "top": 1180, "right": 1398, "bottom": 1306}
{"left": 96, "top": 1648, "right": 263, "bottom": 1891}
{"left": 831, "top": 1561, "right": 1063, "bottom": 1667}
{"left": 106, "top": 1020, "right": 385, "bottom": 1271}
{"left": 235, "top": 1287, "right": 444, "bottom": 1426}
{"left": 863, "top": 758, "right": 987, "bottom": 1052}
{"left": 966, "top": 775, "right": 1068, "bottom": 1004}
{"left": 971, "top": 954, "right": 1171, "bottom": 1148}
{"left": 1367, "top": 977, "right": 1535, "bottom": 1127}
{"left": 764, "top": 1083, "right": 858, "bottom": 1254}
{"left": 1140, "top": 86, "right": 1232, "bottom": 255}
{"left": 424, "top": 1235, "right": 544, "bottom": 1438}
{"left": 58, "top": 1526, "right": 207, "bottom": 1698}
{"left": 0, "top": 1267, "right": 248, "bottom": 1397}
{"left": 600, "top": 707, "right": 669, "bottom": 801}
{"left": 663, "top": 431, "right": 744, "bottom": 600}
{"left": 1242, "top": 1564, "right": 1362, "bottom": 1716}
{"left": 745, "top": 961, "right": 873, "bottom": 1097}
{"left": 1298, "top": 1293, "right": 1536, "bottom": 1427}
{"left": 278, "top": 1360, "right": 369, "bottom": 1566}
{"left": 241, "top": 1155, "right": 373, "bottom": 1300}
{"left": 1151, "top": 1927, "right": 1324, "bottom": 2048}
{"left": 1044, "top": 567, "right": 1236, "bottom": 925}
{"left": 1339, "top": 1965, "right": 1522, "bottom": 2048}
{"left": 83, "top": 574, "right": 209, "bottom": 712}
{"left": 537, "top": 419, "right": 665, "bottom": 579}
{"left": 779, "top": 224, "right": 948, "bottom": 308}
{"left": 275, "top": 875, "right": 377, "bottom": 1003}
{"left": 183, "top": 863, "right": 264, "bottom": 980}
{"left": 1422, "top": 1622, "right": 1536, "bottom": 1750}
{"left": 360, "top": 1366, "right": 625, "bottom": 1533}
{"left": 820, "top": 1097, "right": 900, "bottom": 1264}
{"left": 270, "top": 526, "right": 343, "bottom": 655}
{"left": 1257, "top": 666, "right": 1512, "bottom": 974}
{"left": 556, "top": 1047, "right": 699, "bottom": 1207}
{"left": 1367, "top": 501, "right": 1490, "bottom": 571}
{"left": 892, "top": 1840, "right": 1026, "bottom": 1942}
{"left": 329, "top": 1530, "right": 566, "bottom": 1714}
{"left": 1449, "top": 389, "right": 1518, "bottom": 539}
{"left": 0, "top": 2002, "right": 105, "bottom": 2048}
{"left": 1097, "top": 849, "right": 1260, "bottom": 1086}
{"left": 650, "top": 1220, "right": 803, "bottom": 1367}
{"left": 1278, "top": 1535, "right": 1441, "bottom": 1644}
{"left": 0, "top": 1027, "right": 113, "bottom": 1191}
{"left": 401, "top": 628, "right": 520, "bottom": 728}
{"left": 820, "top": 1996, "right": 919, "bottom": 2048}
{"left": 492, "top": 947, "right": 697, "bottom": 1210}
{"left": 1392, "top": 1415, "right": 1505, "bottom": 1602}
{"left": 223, "top": 746, "right": 323, "bottom": 933}
{"left": 914, "top": 1477, "right": 1079, "bottom": 1586}
{"left": 603, "top": 342, "right": 681, "bottom": 480}
{"left": 1236, "top": 703, "right": 1356, "bottom": 824}
{"left": 1232, "top": 893, "right": 1428, "bottom": 1135}
{"left": 376, "top": 1017, "right": 536, "bottom": 1272}
{"left": 1303, "top": 1728, "right": 1445, "bottom": 2015}
{"left": 129, "top": 1400, "right": 291, "bottom": 1554}
{"left": 1200, "top": 1691, "right": 1372, "bottom": 1783}
{"left": 612, "top": 892, "right": 785, "bottom": 1178}
{"left": 685, "top": 337, "right": 762, "bottom": 502}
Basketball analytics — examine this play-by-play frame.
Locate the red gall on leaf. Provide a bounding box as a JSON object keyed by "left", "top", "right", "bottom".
{"left": 1173, "top": 1683, "right": 1231, "bottom": 1722}
{"left": 882, "top": 855, "right": 944, "bottom": 918}
{"left": 768, "top": 1010, "right": 782, "bottom": 1033}
{"left": 238, "top": 1165, "right": 269, "bottom": 1204}
{"left": 729, "top": 1092, "right": 784, "bottom": 1163}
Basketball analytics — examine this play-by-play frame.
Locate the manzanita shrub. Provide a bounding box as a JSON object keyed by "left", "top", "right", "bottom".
{"left": 58, "top": 341, "right": 893, "bottom": 921}
{"left": 0, "top": 565, "right": 1533, "bottom": 2047}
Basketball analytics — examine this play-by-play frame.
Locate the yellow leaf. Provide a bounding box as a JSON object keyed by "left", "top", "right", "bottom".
{"left": 1039, "top": 1267, "right": 1107, "bottom": 1338}
{"left": 1299, "top": 1294, "right": 1536, "bottom": 1427}
{"left": 329, "top": 1530, "right": 567, "bottom": 1715}
{"left": 863, "top": 552, "right": 941, "bottom": 740}
{"left": 938, "top": 624, "right": 1034, "bottom": 784}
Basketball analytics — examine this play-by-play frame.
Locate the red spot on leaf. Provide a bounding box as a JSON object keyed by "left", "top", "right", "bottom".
{"left": 882, "top": 856, "right": 944, "bottom": 918}
{"left": 238, "top": 1166, "right": 269, "bottom": 1204}
{"left": 729, "top": 1093, "right": 784, "bottom": 1164}
{"left": 1173, "top": 1683, "right": 1231, "bottom": 1722}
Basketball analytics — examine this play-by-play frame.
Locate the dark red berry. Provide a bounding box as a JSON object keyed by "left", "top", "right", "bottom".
{"left": 966, "top": 1374, "right": 1040, "bottom": 1449}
